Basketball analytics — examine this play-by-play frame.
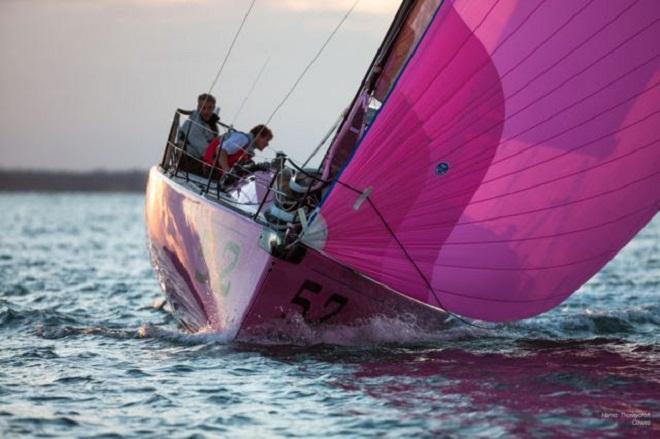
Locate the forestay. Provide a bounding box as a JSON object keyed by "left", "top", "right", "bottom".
{"left": 308, "top": 0, "right": 660, "bottom": 321}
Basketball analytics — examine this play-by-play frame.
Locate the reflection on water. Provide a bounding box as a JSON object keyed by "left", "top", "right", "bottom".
{"left": 236, "top": 335, "right": 658, "bottom": 436}
{"left": 352, "top": 340, "right": 657, "bottom": 436}
{"left": 0, "top": 194, "right": 657, "bottom": 437}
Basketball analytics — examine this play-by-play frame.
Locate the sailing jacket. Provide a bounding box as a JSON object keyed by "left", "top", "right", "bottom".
{"left": 179, "top": 111, "right": 219, "bottom": 158}
{"left": 203, "top": 131, "right": 253, "bottom": 169}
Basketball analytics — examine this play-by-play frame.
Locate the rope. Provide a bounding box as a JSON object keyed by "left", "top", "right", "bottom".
{"left": 263, "top": 0, "right": 362, "bottom": 126}
{"left": 335, "top": 180, "right": 496, "bottom": 330}
{"left": 233, "top": 56, "right": 271, "bottom": 125}
{"left": 302, "top": 111, "right": 346, "bottom": 168}
{"left": 259, "top": 152, "right": 495, "bottom": 331}
{"left": 198, "top": 0, "right": 362, "bottom": 171}
{"left": 178, "top": 1, "right": 256, "bottom": 172}
{"left": 207, "top": 0, "right": 257, "bottom": 95}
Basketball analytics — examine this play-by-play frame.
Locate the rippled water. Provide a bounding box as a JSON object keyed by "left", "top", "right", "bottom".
{"left": 0, "top": 193, "right": 658, "bottom": 438}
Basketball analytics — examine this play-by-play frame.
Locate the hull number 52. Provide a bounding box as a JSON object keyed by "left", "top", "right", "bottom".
{"left": 290, "top": 280, "right": 348, "bottom": 323}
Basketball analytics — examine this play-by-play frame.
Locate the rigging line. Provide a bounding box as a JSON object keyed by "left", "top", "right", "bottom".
{"left": 365, "top": 197, "right": 496, "bottom": 330}
{"left": 316, "top": 190, "right": 654, "bottom": 306}
{"left": 359, "top": 0, "right": 501, "bottom": 145}
{"left": 317, "top": 0, "right": 419, "bottom": 170}
{"left": 333, "top": 180, "right": 495, "bottom": 330}
{"left": 232, "top": 56, "right": 271, "bottom": 125}
{"left": 301, "top": 111, "right": 345, "bottom": 168}
{"left": 185, "top": 0, "right": 256, "bottom": 152}
{"left": 315, "top": 1, "right": 447, "bottom": 207}
{"left": 289, "top": 166, "right": 526, "bottom": 325}
{"left": 207, "top": 0, "right": 257, "bottom": 95}
{"left": 263, "top": 0, "right": 362, "bottom": 127}
{"left": 452, "top": 169, "right": 660, "bottom": 228}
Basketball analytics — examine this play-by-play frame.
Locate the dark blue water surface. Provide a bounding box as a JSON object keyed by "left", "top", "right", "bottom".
{"left": 0, "top": 193, "right": 658, "bottom": 438}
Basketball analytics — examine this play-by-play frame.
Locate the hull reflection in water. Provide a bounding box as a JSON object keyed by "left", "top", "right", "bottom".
{"left": 336, "top": 340, "right": 659, "bottom": 436}
{"left": 144, "top": 168, "right": 449, "bottom": 339}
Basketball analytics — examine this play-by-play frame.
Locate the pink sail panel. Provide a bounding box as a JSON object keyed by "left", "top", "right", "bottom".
{"left": 321, "top": 0, "right": 442, "bottom": 182}
{"left": 315, "top": 0, "right": 660, "bottom": 321}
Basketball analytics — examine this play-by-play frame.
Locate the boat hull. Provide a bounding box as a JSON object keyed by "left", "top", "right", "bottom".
{"left": 145, "top": 167, "right": 448, "bottom": 340}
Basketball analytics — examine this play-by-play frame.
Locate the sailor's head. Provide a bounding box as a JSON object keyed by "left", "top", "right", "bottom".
{"left": 197, "top": 93, "right": 216, "bottom": 122}
{"left": 250, "top": 125, "right": 274, "bottom": 151}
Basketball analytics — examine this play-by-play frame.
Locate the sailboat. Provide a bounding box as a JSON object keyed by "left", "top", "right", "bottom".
{"left": 145, "top": 0, "right": 660, "bottom": 339}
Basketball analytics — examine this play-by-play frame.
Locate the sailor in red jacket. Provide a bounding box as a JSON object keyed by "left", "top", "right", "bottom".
{"left": 215, "top": 124, "right": 273, "bottom": 173}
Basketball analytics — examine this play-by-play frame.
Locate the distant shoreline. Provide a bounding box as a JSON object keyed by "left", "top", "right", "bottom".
{"left": 0, "top": 169, "right": 149, "bottom": 192}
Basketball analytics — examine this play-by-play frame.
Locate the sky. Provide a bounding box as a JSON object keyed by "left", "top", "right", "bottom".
{"left": 0, "top": 0, "right": 400, "bottom": 171}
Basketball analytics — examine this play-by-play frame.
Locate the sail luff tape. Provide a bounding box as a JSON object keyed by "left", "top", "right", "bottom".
{"left": 353, "top": 186, "right": 373, "bottom": 211}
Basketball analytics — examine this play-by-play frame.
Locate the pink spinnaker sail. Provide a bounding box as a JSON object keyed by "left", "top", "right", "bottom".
{"left": 312, "top": 0, "right": 660, "bottom": 321}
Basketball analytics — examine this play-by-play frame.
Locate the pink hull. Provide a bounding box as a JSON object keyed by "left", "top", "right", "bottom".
{"left": 145, "top": 167, "right": 448, "bottom": 340}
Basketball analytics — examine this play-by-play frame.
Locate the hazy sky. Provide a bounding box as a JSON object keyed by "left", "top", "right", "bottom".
{"left": 0, "top": 0, "right": 399, "bottom": 171}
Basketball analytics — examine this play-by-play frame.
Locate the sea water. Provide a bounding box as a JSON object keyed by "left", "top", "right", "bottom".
{"left": 0, "top": 193, "right": 657, "bottom": 438}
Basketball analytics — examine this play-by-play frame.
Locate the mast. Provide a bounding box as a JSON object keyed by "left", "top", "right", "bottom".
{"left": 318, "top": 0, "right": 416, "bottom": 170}
{"left": 319, "top": 0, "right": 441, "bottom": 180}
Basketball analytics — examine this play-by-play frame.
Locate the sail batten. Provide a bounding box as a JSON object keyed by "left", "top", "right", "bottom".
{"left": 311, "top": 0, "right": 660, "bottom": 322}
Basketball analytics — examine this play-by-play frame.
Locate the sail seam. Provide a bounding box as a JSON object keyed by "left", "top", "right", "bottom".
{"left": 207, "top": 0, "right": 257, "bottom": 96}
{"left": 447, "top": 54, "right": 660, "bottom": 180}
{"left": 409, "top": 0, "right": 606, "bottom": 148}
{"left": 429, "top": 207, "right": 655, "bottom": 305}
{"left": 318, "top": 0, "right": 449, "bottom": 208}
{"left": 439, "top": 203, "right": 658, "bottom": 245}
{"left": 467, "top": 139, "right": 660, "bottom": 205}
{"left": 455, "top": 169, "right": 660, "bottom": 227}
{"left": 395, "top": 168, "right": 660, "bottom": 230}
{"left": 263, "top": 0, "right": 361, "bottom": 127}
{"left": 431, "top": 96, "right": 660, "bottom": 208}
{"left": 431, "top": 3, "right": 655, "bottom": 164}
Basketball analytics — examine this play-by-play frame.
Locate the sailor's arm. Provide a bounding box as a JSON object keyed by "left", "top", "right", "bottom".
{"left": 218, "top": 149, "right": 230, "bottom": 172}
